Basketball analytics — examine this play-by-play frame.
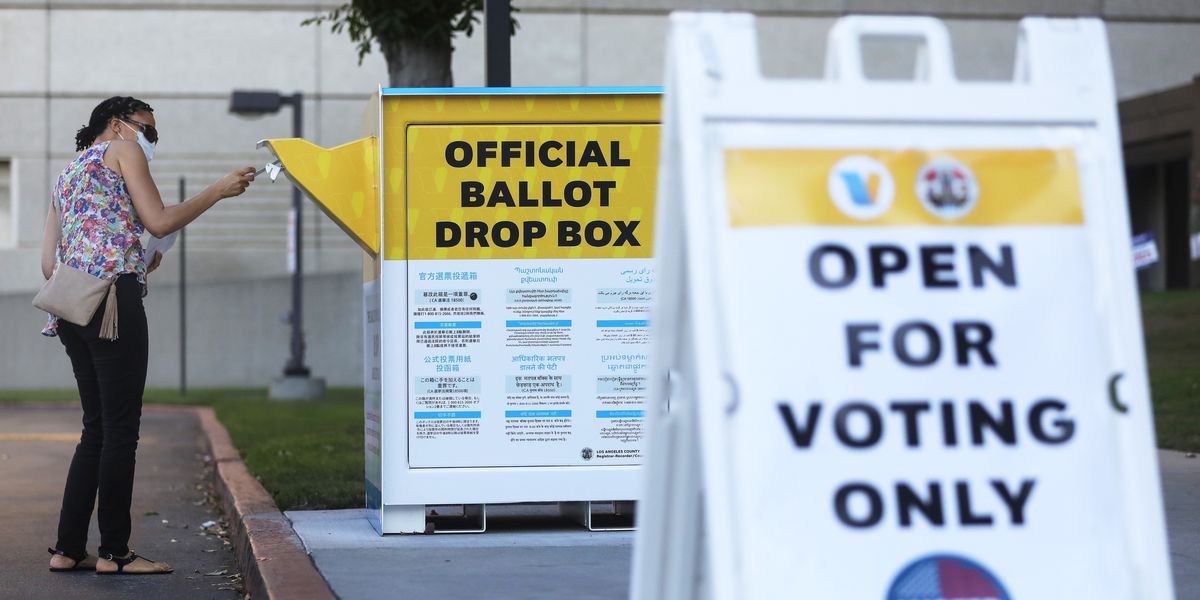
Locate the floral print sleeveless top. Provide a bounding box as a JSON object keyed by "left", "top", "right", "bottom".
{"left": 42, "top": 141, "right": 147, "bottom": 336}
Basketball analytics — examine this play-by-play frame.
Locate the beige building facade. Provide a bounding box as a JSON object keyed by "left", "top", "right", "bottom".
{"left": 1, "top": 0, "right": 1198, "bottom": 388}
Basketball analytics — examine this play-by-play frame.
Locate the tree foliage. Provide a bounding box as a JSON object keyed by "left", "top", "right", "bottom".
{"left": 303, "top": 0, "right": 517, "bottom": 66}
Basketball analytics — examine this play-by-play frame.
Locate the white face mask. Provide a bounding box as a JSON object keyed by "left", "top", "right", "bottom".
{"left": 119, "top": 120, "right": 156, "bottom": 162}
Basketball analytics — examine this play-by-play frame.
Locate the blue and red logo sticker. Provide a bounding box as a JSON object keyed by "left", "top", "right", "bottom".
{"left": 887, "top": 554, "right": 1010, "bottom": 600}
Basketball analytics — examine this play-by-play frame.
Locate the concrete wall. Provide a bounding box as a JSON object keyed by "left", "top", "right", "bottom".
{"left": 2, "top": 1, "right": 1199, "bottom": 388}
{"left": 476, "top": 1, "right": 1200, "bottom": 97}
{"left": 0, "top": 1, "right": 378, "bottom": 289}
{"left": 3, "top": 271, "right": 362, "bottom": 389}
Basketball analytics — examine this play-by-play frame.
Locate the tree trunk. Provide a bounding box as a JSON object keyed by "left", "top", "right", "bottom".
{"left": 380, "top": 31, "right": 453, "bottom": 88}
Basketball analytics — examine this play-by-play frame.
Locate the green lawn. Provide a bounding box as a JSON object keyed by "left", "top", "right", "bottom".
{"left": 0, "top": 387, "right": 364, "bottom": 511}
{"left": 2, "top": 290, "right": 1196, "bottom": 509}
{"left": 1140, "top": 291, "right": 1200, "bottom": 453}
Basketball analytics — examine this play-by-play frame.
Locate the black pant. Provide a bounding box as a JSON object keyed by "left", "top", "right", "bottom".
{"left": 53, "top": 275, "right": 148, "bottom": 560}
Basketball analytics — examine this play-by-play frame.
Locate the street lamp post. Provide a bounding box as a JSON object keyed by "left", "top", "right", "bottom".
{"left": 230, "top": 90, "right": 325, "bottom": 400}
{"left": 484, "top": 0, "right": 511, "bottom": 87}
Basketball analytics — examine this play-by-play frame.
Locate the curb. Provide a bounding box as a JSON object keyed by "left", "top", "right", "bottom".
{"left": 185, "top": 406, "right": 337, "bottom": 600}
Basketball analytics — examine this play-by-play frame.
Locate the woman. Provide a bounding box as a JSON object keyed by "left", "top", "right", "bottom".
{"left": 41, "top": 96, "right": 255, "bottom": 575}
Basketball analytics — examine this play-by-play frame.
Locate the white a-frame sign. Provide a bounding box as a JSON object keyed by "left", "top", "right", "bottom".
{"left": 632, "top": 13, "right": 1174, "bottom": 600}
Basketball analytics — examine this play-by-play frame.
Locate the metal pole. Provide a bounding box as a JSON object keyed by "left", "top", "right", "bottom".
{"left": 179, "top": 176, "right": 187, "bottom": 396}
{"left": 284, "top": 92, "right": 309, "bottom": 376}
{"left": 485, "top": 0, "right": 511, "bottom": 87}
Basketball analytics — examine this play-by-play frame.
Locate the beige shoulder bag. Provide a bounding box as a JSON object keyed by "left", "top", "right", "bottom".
{"left": 32, "top": 198, "right": 120, "bottom": 340}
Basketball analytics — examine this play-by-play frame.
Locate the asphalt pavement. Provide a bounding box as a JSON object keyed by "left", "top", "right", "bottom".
{"left": 0, "top": 404, "right": 242, "bottom": 600}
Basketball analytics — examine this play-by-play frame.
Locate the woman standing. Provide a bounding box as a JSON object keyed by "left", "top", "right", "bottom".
{"left": 41, "top": 96, "right": 255, "bottom": 575}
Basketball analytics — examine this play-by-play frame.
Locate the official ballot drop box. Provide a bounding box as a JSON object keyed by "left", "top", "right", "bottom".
{"left": 260, "top": 87, "right": 661, "bottom": 534}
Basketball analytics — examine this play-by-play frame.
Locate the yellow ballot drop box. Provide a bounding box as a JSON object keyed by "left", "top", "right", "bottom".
{"left": 259, "top": 87, "right": 661, "bottom": 533}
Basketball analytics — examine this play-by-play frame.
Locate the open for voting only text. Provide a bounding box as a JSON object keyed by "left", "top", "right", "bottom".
{"left": 776, "top": 241, "right": 1071, "bottom": 530}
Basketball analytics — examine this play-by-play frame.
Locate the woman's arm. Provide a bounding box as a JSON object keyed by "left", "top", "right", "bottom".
{"left": 41, "top": 203, "right": 59, "bottom": 280}
{"left": 110, "top": 141, "right": 255, "bottom": 238}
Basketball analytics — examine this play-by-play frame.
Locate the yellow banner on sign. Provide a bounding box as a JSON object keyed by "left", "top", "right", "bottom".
{"left": 381, "top": 93, "right": 661, "bottom": 260}
{"left": 724, "top": 148, "right": 1084, "bottom": 227}
{"left": 406, "top": 123, "right": 659, "bottom": 260}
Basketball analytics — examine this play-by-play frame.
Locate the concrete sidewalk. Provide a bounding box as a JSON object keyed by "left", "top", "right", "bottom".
{"left": 291, "top": 450, "right": 1200, "bottom": 600}
{"left": 0, "top": 404, "right": 242, "bottom": 599}
{"left": 1161, "top": 449, "right": 1200, "bottom": 597}
{"left": 289, "top": 505, "right": 633, "bottom": 600}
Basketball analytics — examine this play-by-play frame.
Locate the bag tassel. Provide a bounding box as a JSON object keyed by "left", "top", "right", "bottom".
{"left": 98, "top": 281, "right": 118, "bottom": 341}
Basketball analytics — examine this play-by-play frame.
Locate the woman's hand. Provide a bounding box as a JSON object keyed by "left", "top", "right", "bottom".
{"left": 146, "top": 251, "right": 163, "bottom": 274}
{"left": 213, "top": 167, "right": 257, "bottom": 200}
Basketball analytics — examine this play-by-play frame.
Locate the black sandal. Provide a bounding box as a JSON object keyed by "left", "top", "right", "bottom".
{"left": 47, "top": 547, "right": 92, "bottom": 572}
{"left": 96, "top": 551, "right": 173, "bottom": 575}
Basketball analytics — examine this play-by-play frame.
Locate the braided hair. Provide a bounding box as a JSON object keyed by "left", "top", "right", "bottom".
{"left": 74, "top": 96, "right": 154, "bottom": 152}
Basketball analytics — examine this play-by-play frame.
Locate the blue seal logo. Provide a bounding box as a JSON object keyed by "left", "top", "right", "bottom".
{"left": 887, "top": 554, "right": 1010, "bottom": 600}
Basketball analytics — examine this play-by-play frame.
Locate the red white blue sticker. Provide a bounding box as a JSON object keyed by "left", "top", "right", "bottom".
{"left": 887, "top": 554, "right": 1010, "bottom": 600}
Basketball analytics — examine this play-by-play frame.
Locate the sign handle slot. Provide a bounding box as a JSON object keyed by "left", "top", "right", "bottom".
{"left": 824, "top": 16, "right": 956, "bottom": 85}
